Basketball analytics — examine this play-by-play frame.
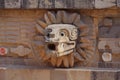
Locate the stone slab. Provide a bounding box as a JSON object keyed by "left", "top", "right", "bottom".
{"left": 0, "top": 0, "right": 4, "bottom": 8}
{"left": 22, "top": 0, "right": 39, "bottom": 8}
{"left": 51, "top": 69, "right": 91, "bottom": 80}
{"left": 0, "top": 67, "right": 119, "bottom": 80}
{"left": 94, "top": 0, "right": 116, "bottom": 9}
{"left": 38, "top": 0, "right": 54, "bottom": 8}
{"left": 92, "top": 71, "right": 118, "bottom": 80}
{"left": 74, "top": 0, "right": 94, "bottom": 9}
{"left": 117, "top": 0, "right": 120, "bottom": 7}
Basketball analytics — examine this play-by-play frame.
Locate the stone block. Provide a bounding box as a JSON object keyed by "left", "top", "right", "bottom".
{"left": 5, "top": 69, "right": 51, "bottom": 80}
{"left": 0, "top": 69, "right": 5, "bottom": 80}
{"left": 117, "top": 72, "right": 120, "bottom": 80}
{"left": 92, "top": 71, "right": 117, "bottom": 80}
{"left": 74, "top": 0, "right": 93, "bottom": 9}
{"left": 94, "top": 0, "right": 116, "bottom": 9}
{"left": 22, "top": 0, "right": 38, "bottom": 8}
{"left": 5, "top": 0, "right": 21, "bottom": 8}
{"left": 51, "top": 69, "right": 92, "bottom": 80}
{"left": 117, "top": 0, "right": 120, "bottom": 7}
{"left": 0, "top": 0, "right": 4, "bottom": 8}
{"left": 55, "top": 0, "right": 74, "bottom": 8}
{"left": 38, "top": 0, "right": 54, "bottom": 8}
{"left": 103, "top": 18, "right": 113, "bottom": 27}
{"left": 55, "top": 0, "right": 67, "bottom": 8}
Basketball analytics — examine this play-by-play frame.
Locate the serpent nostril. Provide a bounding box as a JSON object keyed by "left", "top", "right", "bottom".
{"left": 47, "top": 34, "right": 55, "bottom": 38}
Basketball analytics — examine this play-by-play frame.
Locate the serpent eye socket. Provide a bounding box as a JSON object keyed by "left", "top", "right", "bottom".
{"left": 60, "top": 32, "right": 66, "bottom": 36}
{"left": 60, "top": 29, "right": 69, "bottom": 37}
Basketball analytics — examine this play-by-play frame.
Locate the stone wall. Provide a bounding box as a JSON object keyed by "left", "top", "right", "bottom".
{"left": 0, "top": 68, "right": 119, "bottom": 80}
{"left": 0, "top": 0, "right": 120, "bottom": 9}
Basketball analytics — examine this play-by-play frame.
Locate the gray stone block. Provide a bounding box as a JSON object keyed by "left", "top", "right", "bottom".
{"left": 117, "top": 0, "right": 120, "bottom": 7}
{"left": 55, "top": 0, "right": 74, "bottom": 8}
{"left": 38, "top": 0, "right": 54, "bottom": 8}
{"left": 55, "top": 0, "right": 67, "bottom": 8}
{"left": 92, "top": 71, "right": 117, "bottom": 80}
{"left": 5, "top": 0, "right": 21, "bottom": 8}
{"left": 74, "top": 0, "right": 94, "bottom": 9}
{"left": 0, "top": 0, "right": 4, "bottom": 8}
{"left": 94, "top": 0, "right": 116, "bottom": 9}
{"left": 51, "top": 69, "right": 92, "bottom": 80}
{"left": 22, "top": 0, "right": 38, "bottom": 8}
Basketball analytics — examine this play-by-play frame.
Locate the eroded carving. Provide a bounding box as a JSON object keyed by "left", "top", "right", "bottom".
{"left": 10, "top": 45, "right": 31, "bottom": 57}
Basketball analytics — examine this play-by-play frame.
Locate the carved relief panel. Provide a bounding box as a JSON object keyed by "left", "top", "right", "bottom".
{"left": 98, "top": 17, "right": 120, "bottom": 62}
{"left": 33, "top": 11, "right": 95, "bottom": 67}
{"left": 0, "top": 10, "right": 95, "bottom": 68}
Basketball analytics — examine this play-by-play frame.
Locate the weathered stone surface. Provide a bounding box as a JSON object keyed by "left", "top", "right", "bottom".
{"left": 51, "top": 69, "right": 91, "bottom": 80}
{"left": 94, "top": 0, "right": 116, "bottom": 9}
{"left": 0, "top": 0, "right": 120, "bottom": 9}
{"left": 0, "top": 69, "right": 5, "bottom": 80}
{"left": 38, "top": 0, "right": 54, "bottom": 8}
{"left": 5, "top": 69, "right": 51, "bottom": 80}
{"left": 0, "top": 68, "right": 119, "bottom": 80}
{"left": 74, "top": 0, "right": 94, "bottom": 9}
{"left": 98, "top": 62, "right": 120, "bottom": 68}
{"left": 5, "top": 0, "right": 21, "bottom": 8}
{"left": 117, "top": 72, "right": 120, "bottom": 80}
{"left": 22, "top": 0, "right": 38, "bottom": 8}
{"left": 55, "top": 0, "right": 67, "bottom": 8}
{"left": 98, "top": 39, "right": 120, "bottom": 54}
{"left": 55, "top": 0, "right": 74, "bottom": 8}
{"left": 0, "top": 0, "right": 4, "bottom": 8}
{"left": 117, "top": 0, "right": 120, "bottom": 7}
{"left": 92, "top": 71, "right": 118, "bottom": 80}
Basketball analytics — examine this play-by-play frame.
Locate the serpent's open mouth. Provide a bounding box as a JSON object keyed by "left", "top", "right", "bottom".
{"left": 47, "top": 44, "right": 56, "bottom": 51}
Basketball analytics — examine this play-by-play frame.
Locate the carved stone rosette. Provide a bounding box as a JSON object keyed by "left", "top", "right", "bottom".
{"left": 33, "top": 11, "right": 94, "bottom": 68}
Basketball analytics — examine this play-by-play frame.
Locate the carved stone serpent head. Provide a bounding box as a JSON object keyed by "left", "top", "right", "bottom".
{"left": 34, "top": 11, "right": 94, "bottom": 67}
{"left": 45, "top": 24, "right": 78, "bottom": 57}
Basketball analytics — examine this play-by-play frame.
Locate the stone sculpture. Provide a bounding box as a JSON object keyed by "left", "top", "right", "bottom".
{"left": 34, "top": 11, "right": 94, "bottom": 67}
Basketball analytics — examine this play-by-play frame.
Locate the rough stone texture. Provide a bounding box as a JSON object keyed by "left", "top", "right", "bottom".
{"left": 5, "top": 0, "right": 21, "bottom": 8}
{"left": 98, "top": 62, "right": 120, "bottom": 68}
{"left": 22, "top": 0, "right": 38, "bottom": 8}
{"left": 54, "top": 0, "right": 67, "bottom": 8}
{"left": 94, "top": 0, "right": 116, "bottom": 9}
{"left": 0, "top": 0, "right": 4, "bottom": 8}
{"left": 98, "top": 39, "right": 120, "bottom": 54}
{"left": 117, "top": 0, "right": 120, "bottom": 7}
{"left": 74, "top": 0, "right": 93, "bottom": 9}
{"left": 5, "top": 69, "right": 51, "bottom": 80}
{"left": 51, "top": 69, "right": 91, "bottom": 80}
{"left": 55, "top": 0, "right": 74, "bottom": 8}
{"left": 0, "top": 68, "right": 119, "bottom": 80}
{"left": 0, "top": 0, "right": 119, "bottom": 9}
{"left": 92, "top": 71, "right": 118, "bottom": 80}
{"left": 38, "top": 0, "right": 54, "bottom": 8}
